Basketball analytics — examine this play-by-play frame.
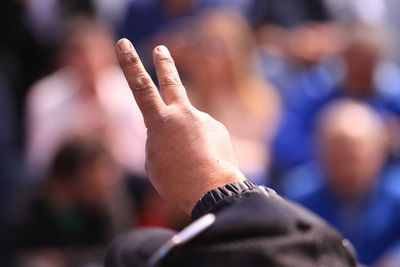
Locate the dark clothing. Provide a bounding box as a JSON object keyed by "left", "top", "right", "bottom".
{"left": 252, "top": 0, "right": 332, "bottom": 27}
{"left": 0, "top": 76, "right": 18, "bottom": 267}
{"left": 10, "top": 196, "right": 110, "bottom": 251}
{"left": 106, "top": 181, "right": 357, "bottom": 267}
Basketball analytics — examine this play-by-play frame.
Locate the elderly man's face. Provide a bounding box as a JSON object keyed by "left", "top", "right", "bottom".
{"left": 320, "top": 123, "right": 385, "bottom": 198}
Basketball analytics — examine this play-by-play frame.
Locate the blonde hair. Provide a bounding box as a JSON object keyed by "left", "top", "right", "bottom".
{"left": 193, "top": 9, "right": 277, "bottom": 116}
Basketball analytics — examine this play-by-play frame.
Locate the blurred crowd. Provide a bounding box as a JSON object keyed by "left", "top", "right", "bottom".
{"left": 1, "top": 0, "right": 400, "bottom": 266}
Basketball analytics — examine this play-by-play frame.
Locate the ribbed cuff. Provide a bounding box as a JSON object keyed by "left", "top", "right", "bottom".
{"left": 191, "top": 181, "right": 257, "bottom": 220}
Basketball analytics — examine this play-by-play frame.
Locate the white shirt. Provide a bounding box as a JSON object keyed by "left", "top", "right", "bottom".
{"left": 26, "top": 66, "right": 147, "bottom": 177}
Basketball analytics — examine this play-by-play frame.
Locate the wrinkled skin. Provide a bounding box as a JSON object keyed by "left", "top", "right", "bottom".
{"left": 116, "top": 39, "right": 246, "bottom": 214}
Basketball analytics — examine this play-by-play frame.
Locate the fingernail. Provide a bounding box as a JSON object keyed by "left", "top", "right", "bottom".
{"left": 157, "top": 45, "right": 171, "bottom": 57}
{"left": 117, "top": 38, "right": 132, "bottom": 51}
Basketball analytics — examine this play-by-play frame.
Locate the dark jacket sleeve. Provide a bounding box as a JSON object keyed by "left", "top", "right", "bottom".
{"left": 163, "top": 181, "right": 358, "bottom": 267}
{"left": 191, "top": 181, "right": 261, "bottom": 220}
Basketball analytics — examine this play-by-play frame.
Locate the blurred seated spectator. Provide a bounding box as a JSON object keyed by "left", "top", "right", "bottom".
{"left": 9, "top": 138, "right": 135, "bottom": 266}
{"left": 292, "top": 100, "right": 400, "bottom": 266}
{"left": 252, "top": 0, "right": 342, "bottom": 88}
{"left": 326, "top": 0, "right": 400, "bottom": 66}
{"left": 270, "top": 22, "right": 400, "bottom": 175}
{"left": 25, "top": 16, "right": 147, "bottom": 178}
{"left": 251, "top": 1, "right": 345, "bottom": 176}
{"left": 169, "top": 10, "right": 281, "bottom": 183}
{"left": 119, "top": 0, "right": 254, "bottom": 81}
{"left": 257, "top": 22, "right": 344, "bottom": 102}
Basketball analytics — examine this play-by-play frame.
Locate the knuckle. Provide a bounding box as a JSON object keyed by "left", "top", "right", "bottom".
{"left": 197, "top": 110, "right": 212, "bottom": 121}
{"left": 146, "top": 109, "right": 168, "bottom": 128}
{"left": 131, "top": 74, "right": 153, "bottom": 92}
{"left": 161, "top": 75, "right": 180, "bottom": 87}
{"left": 152, "top": 111, "right": 169, "bottom": 126}
{"left": 119, "top": 51, "right": 140, "bottom": 68}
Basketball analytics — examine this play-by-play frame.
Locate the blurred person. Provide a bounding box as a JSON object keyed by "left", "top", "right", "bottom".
{"left": 104, "top": 38, "right": 357, "bottom": 267}
{"left": 252, "top": 0, "right": 342, "bottom": 74}
{"left": 257, "top": 22, "right": 344, "bottom": 103}
{"left": 24, "top": 0, "right": 132, "bottom": 46}
{"left": 249, "top": 0, "right": 346, "bottom": 178}
{"left": 270, "top": 22, "right": 400, "bottom": 178}
{"left": 25, "top": 16, "right": 147, "bottom": 178}
{"left": 10, "top": 138, "right": 135, "bottom": 266}
{"left": 293, "top": 100, "right": 400, "bottom": 266}
{"left": 324, "top": 0, "right": 400, "bottom": 64}
{"left": 175, "top": 10, "right": 281, "bottom": 183}
{"left": 119, "top": 0, "right": 254, "bottom": 82}
{"left": 341, "top": 23, "right": 389, "bottom": 99}
{"left": 24, "top": 0, "right": 94, "bottom": 46}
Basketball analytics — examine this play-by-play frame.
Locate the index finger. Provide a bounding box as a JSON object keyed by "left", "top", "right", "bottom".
{"left": 116, "top": 38, "right": 165, "bottom": 127}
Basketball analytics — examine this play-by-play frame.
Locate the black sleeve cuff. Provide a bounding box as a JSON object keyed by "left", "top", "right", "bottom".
{"left": 191, "top": 181, "right": 258, "bottom": 220}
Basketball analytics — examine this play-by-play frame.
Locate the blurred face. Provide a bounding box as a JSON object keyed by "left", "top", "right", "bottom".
{"left": 185, "top": 12, "right": 252, "bottom": 91}
{"left": 74, "top": 155, "right": 122, "bottom": 206}
{"left": 344, "top": 43, "right": 379, "bottom": 97}
{"left": 184, "top": 24, "right": 233, "bottom": 90}
{"left": 320, "top": 129, "right": 384, "bottom": 197}
{"left": 63, "top": 32, "right": 116, "bottom": 84}
{"left": 286, "top": 23, "right": 344, "bottom": 64}
{"left": 287, "top": 24, "right": 326, "bottom": 64}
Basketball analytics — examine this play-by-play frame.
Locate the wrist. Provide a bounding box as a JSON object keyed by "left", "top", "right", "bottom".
{"left": 182, "top": 169, "right": 247, "bottom": 215}
{"left": 191, "top": 180, "right": 257, "bottom": 220}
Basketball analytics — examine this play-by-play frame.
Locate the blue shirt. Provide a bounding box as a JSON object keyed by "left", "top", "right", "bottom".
{"left": 269, "top": 60, "right": 400, "bottom": 169}
{"left": 296, "top": 183, "right": 400, "bottom": 265}
{"left": 120, "top": 0, "right": 253, "bottom": 45}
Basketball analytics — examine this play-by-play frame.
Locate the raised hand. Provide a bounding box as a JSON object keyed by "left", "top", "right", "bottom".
{"left": 116, "top": 38, "right": 246, "bottom": 214}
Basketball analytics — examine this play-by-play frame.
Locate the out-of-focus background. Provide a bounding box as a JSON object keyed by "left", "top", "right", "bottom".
{"left": 1, "top": 0, "right": 400, "bottom": 266}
